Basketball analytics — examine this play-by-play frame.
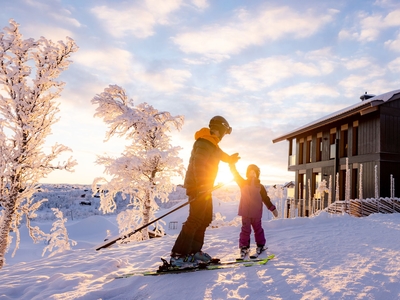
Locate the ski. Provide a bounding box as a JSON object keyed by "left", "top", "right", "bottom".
{"left": 113, "top": 254, "right": 274, "bottom": 278}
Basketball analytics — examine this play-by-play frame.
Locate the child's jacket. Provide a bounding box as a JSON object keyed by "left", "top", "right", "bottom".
{"left": 230, "top": 164, "right": 275, "bottom": 219}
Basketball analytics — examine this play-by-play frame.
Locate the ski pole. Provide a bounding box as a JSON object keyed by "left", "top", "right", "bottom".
{"left": 95, "top": 180, "right": 232, "bottom": 251}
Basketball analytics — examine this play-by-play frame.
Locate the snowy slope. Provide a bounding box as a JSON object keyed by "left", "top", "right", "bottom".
{"left": 1, "top": 186, "right": 400, "bottom": 299}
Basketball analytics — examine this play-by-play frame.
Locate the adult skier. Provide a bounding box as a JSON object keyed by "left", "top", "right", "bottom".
{"left": 170, "top": 116, "right": 239, "bottom": 268}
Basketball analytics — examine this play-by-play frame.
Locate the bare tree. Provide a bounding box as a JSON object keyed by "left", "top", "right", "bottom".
{"left": 0, "top": 19, "right": 78, "bottom": 268}
{"left": 92, "top": 84, "right": 184, "bottom": 242}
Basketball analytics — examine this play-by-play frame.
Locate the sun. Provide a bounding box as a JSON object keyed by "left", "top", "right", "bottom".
{"left": 215, "top": 163, "right": 235, "bottom": 185}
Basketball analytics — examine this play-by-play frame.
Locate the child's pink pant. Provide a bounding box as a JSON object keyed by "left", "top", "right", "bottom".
{"left": 239, "top": 216, "right": 266, "bottom": 248}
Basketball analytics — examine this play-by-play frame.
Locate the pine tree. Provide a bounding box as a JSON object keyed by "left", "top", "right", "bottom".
{"left": 92, "top": 85, "right": 184, "bottom": 241}
{"left": 0, "top": 19, "right": 78, "bottom": 268}
{"left": 42, "top": 208, "right": 77, "bottom": 258}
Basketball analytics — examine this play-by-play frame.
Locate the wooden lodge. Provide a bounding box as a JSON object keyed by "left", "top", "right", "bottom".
{"left": 273, "top": 89, "right": 400, "bottom": 217}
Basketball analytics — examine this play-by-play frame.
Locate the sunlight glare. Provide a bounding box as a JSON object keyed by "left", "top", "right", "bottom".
{"left": 215, "top": 163, "right": 235, "bottom": 186}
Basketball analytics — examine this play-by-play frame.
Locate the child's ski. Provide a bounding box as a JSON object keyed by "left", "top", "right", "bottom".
{"left": 113, "top": 254, "right": 275, "bottom": 278}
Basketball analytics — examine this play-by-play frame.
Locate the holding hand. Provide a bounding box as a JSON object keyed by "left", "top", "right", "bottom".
{"left": 228, "top": 153, "right": 240, "bottom": 164}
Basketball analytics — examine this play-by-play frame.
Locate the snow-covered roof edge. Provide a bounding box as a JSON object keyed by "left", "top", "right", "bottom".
{"left": 272, "top": 89, "right": 400, "bottom": 143}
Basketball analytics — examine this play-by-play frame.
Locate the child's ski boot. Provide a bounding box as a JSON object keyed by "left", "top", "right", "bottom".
{"left": 238, "top": 246, "right": 250, "bottom": 260}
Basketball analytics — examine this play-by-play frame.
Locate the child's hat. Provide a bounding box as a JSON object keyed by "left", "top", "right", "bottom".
{"left": 246, "top": 164, "right": 260, "bottom": 179}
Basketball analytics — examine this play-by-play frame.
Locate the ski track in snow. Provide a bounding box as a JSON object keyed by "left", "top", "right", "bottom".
{"left": 1, "top": 191, "right": 400, "bottom": 299}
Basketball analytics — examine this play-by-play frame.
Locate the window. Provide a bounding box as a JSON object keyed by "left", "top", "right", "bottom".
{"left": 339, "top": 169, "right": 346, "bottom": 200}
{"left": 352, "top": 121, "right": 359, "bottom": 156}
{"left": 298, "top": 172, "right": 307, "bottom": 217}
{"left": 289, "top": 138, "right": 296, "bottom": 166}
{"left": 330, "top": 129, "right": 336, "bottom": 159}
{"left": 352, "top": 168, "right": 358, "bottom": 199}
{"left": 313, "top": 172, "right": 322, "bottom": 198}
{"left": 299, "top": 139, "right": 304, "bottom": 164}
{"left": 306, "top": 137, "right": 312, "bottom": 163}
{"left": 316, "top": 132, "right": 322, "bottom": 161}
{"left": 340, "top": 124, "right": 348, "bottom": 158}
{"left": 298, "top": 173, "right": 305, "bottom": 199}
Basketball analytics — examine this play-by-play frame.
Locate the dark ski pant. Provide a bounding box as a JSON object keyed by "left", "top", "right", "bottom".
{"left": 239, "top": 216, "right": 266, "bottom": 248}
{"left": 171, "top": 193, "right": 212, "bottom": 256}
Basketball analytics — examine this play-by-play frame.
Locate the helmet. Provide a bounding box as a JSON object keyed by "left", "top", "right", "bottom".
{"left": 209, "top": 116, "right": 232, "bottom": 135}
{"left": 246, "top": 164, "right": 260, "bottom": 179}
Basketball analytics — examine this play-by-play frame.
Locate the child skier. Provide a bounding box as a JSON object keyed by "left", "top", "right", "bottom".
{"left": 229, "top": 163, "right": 278, "bottom": 259}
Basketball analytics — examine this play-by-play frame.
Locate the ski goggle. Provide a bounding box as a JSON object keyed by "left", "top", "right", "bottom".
{"left": 221, "top": 122, "right": 232, "bottom": 134}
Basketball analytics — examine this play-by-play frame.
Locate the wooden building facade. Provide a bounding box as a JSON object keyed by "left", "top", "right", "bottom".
{"left": 273, "top": 89, "right": 400, "bottom": 216}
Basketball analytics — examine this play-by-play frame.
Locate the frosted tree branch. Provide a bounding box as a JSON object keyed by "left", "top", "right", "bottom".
{"left": 92, "top": 85, "right": 184, "bottom": 241}
{"left": 0, "top": 19, "right": 78, "bottom": 268}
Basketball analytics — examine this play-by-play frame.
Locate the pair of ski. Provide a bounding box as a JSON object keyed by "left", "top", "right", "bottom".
{"left": 114, "top": 254, "right": 275, "bottom": 278}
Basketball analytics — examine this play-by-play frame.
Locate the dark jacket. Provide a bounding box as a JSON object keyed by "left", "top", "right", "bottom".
{"left": 184, "top": 128, "right": 230, "bottom": 196}
{"left": 230, "top": 164, "right": 275, "bottom": 219}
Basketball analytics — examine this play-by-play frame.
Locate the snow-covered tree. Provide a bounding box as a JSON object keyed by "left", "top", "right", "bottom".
{"left": 92, "top": 85, "right": 184, "bottom": 242}
{"left": 345, "top": 158, "right": 350, "bottom": 201}
{"left": 316, "top": 179, "right": 329, "bottom": 211}
{"left": 42, "top": 208, "right": 77, "bottom": 258}
{"left": 268, "top": 184, "right": 284, "bottom": 218}
{"left": 0, "top": 19, "right": 78, "bottom": 268}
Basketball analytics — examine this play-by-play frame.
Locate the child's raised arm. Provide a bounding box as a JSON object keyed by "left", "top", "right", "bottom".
{"left": 229, "top": 163, "right": 245, "bottom": 186}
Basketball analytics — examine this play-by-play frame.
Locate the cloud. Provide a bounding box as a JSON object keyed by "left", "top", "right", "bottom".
{"left": 6, "top": 1, "right": 79, "bottom": 41}
{"left": 388, "top": 57, "right": 400, "bottom": 73}
{"left": 73, "top": 48, "right": 135, "bottom": 84}
{"left": 22, "top": 24, "right": 74, "bottom": 42}
{"left": 228, "top": 52, "right": 335, "bottom": 91}
{"left": 267, "top": 82, "right": 340, "bottom": 103}
{"left": 338, "top": 29, "right": 357, "bottom": 40}
{"left": 139, "top": 68, "right": 192, "bottom": 92}
{"left": 91, "top": 0, "right": 183, "bottom": 38}
{"left": 171, "top": 6, "right": 336, "bottom": 61}
{"left": 373, "top": 0, "right": 400, "bottom": 8}
{"left": 24, "top": 0, "right": 81, "bottom": 28}
{"left": 302, "top": 48, "right": 336, "bottom": 74}
{"left": 338, "top": 65, "right": 391, "bottom": 98}
{"left": 339, "top": 9, "right": 400, "bottom": 42}
{"left": 191, "top": 0, "right": 209, "bottom": 10}
{"left": 385, "top": 33, "right": 400, "bottom": 52}
{"left": 73, "top": 48, "right": 190, "bottom": 92}
{"left": 343, "top": 57, "right": 373, "bottom": 70}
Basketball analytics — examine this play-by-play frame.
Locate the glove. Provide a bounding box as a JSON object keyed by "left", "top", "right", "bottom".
{"left": 269, "top": 205, "right": 278, "bottom": 218}
{"left": 228, "top": 153, "right": 240, "bottom": 164}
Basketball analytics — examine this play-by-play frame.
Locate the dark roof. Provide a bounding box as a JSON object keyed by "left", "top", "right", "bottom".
{"left": 283, "top": 181, "right": 295, "bottom": 188}
{"left": 272, "top": 89, "right": 400, "bottom": 143}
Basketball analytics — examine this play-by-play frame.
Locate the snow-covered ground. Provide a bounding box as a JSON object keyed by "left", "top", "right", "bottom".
{"left": 1, "top": 184, "right": 400, "bottom": 300}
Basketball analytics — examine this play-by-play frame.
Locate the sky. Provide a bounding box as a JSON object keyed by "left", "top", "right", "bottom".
{"left": 1, "top": 185, "right": 400, "bottom": 299}
{"left": 1, "top": 0, "right": 400, "bottom": 186}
